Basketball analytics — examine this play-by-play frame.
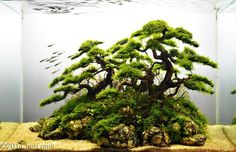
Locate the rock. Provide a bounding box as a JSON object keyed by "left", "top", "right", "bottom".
{"left": 30, "top": 117, "right": 48, "bottom": 133}
{"left": 38, "top": 117, "right": 62, "bottom": 139}
{"left": 38, "top": 117, "right": 47, "bottom": 126}
{"left": 43, "top": 126, "right": 66, "bottom": 140}
{"left": 108, "top": 124, "right": 137, "bottom": 148}
{"left": 41, "top": 117, "right": 59, "bottom": 132}
{"left": 97, "top": 137, "right": 110, "bottom": 147}
{"left": 181, "top": 134, "right": 206, "bottom": 146}
{"left": 142, "top": 126, "right": 170, "bottom": 147}
{"left": 17, "top": 140, "right": 27, "bottom": 145}
{"left": 29, "top": 124, "right": 42, "bottom": 132}
{"left": 119, "top": 106, "right": 134, "bottom": 116}
{"left": 172, "top": 122, "right": 181, "bottom": 132}
{"left": 183, "top": 121, "right": 199, "bottom": 136}
{"left": 66, "top": 116, "right": 90, "bottom": 139}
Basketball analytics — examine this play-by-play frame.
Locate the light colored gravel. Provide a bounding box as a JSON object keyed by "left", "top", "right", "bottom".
{"left": 0, "top": 122, "right": 20, "bottom": 142}
{"left": 223, "top": 125, "right": 236, "bottom": 147}
{"left": 0, "top": 122, "right": 235, "bottom": 152}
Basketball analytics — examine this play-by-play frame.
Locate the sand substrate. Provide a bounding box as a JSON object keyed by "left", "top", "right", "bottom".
{"left": 0, "top": 122, "right": 235, "bottom": 152}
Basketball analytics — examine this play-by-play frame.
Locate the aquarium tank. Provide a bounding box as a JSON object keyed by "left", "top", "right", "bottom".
{"left": 0, "top": 0, "right": 236, "bottom": 151}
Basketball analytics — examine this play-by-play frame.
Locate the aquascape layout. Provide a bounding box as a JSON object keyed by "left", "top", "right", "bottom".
{"left": 30, "top": 20, "right": 218, "bottom": 148}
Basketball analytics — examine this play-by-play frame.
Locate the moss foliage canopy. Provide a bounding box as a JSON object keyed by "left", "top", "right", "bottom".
{"left": 31, "top": 20, "right": 217, "bottom": 148}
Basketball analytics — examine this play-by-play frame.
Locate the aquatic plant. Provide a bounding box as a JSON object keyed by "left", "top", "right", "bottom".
{"left": 231, "top": 89, "right": 236, "bottom": 95}
{"left": 31, "top": 20, "right": 217, "bottom": 148}
{"left": 231, "top": 90, "right": 236, "bottom": 124}
{"left": 232, "top": 114, "right": 236, "bottom": 125}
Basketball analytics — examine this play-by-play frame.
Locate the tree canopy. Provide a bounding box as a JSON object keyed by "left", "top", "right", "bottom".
{"left": 40, "top": 20, "right": 217, "bottom": 107}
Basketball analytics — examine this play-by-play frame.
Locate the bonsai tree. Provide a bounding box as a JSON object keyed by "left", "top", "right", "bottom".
{"left": 31, "top": 20, "right": 217, "bottom": 148}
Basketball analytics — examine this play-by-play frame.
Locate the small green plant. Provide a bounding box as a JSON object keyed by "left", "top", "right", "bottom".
{"left": 231, "top": 90, "right": 236, "bottom": 124}
{"left": 31, "top": 20, "right": 217, "bottom": 148}
{"left": 232, "top": 114, "right": 236, "bottom": 125}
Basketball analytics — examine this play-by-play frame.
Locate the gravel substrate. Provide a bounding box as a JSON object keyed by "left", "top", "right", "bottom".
{"left": 0, "top": 122, "right": 235, "bottom": 152}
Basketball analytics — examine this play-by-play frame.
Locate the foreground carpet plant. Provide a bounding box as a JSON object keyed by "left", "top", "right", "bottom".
{"left": 31, "top": 20, "right": 218, "bottom": 148}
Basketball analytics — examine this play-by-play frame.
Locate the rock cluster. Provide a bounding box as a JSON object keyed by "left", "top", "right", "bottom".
{"left": 108, "top": 124, "right": 137, "bottom": 148}
{"left": 142, "top": 127, "right": 170, "bottom": 147}
{"left": 181, "top": 134, "right": 206, "bottom": 146}
{"left": 66, "top": 116, "right": 90, "bottom": 139}
{"left": 30, "top": 116, "right": 90, "bottom": 140}
{"left": 30, "top": 95, "right": 208, "bottom": 148}
{"left": 183, "top": 121, "right": 199, "bottom": 135}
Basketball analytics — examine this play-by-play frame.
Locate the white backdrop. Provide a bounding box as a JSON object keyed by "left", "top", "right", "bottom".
{"left": 0, "top": 4, "right": 21, "bottom": 122}
{"left": 218, "top": 13, "right": 236, "bottom": 124}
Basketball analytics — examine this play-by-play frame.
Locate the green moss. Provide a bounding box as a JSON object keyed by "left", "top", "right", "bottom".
{"left": 114, "top": 64, "right": 144, "bottom": 80}
{"left": 86, "top": 66, "right": 98, "bottom": 73}
{"left": 162, "top": 39, "right": 177, "bottom": 47}
{"left": 114, "top": 39, "right": 142, "bottom": 59}
{"left": 188, "top": 74, "right": 214, "bottom": 87}
{"left": 96, "top": 88, "right": 119, "bottom": 99}
{"left": 63, "top": 57, "right": 94, "bottom": 74}
{"left": 177, "top": 58, "right": 193, "bottom": 71}
{"left": 37, "top": 88, "right": 208, "bottom": 147}
{"left": 52, "top": 97, "right": 78, "bottom": 116}
{"left": 184, "top": 80, "right": 214, "bottom": 94}
{"left": 49, "top": 74, "right": 71, "bottom": 88}
{"left": 146, "top": 38, "right": 162, "bottom": 51}
{"left": 169, "top": 48, "right": 180, "bottom": 57}
{"left": 91, "top": 114, "right": 122, "bottom": 140}
{"left": 87, "top": 47, "right": 107, "bottom": 57}
{"left": 232, "top": 114, "right": 236, "bottom": 125}
{"left": 40, "top": 94, "right": 66, "bottom": 107}
{"left": 182, "top": 47, "right": 218, "bottom": 68}
{"left": 142, "top": 97, "right": 207, "bottom": 143}
{"left": 174, "top": 27, "right": 199, "bottom": 47}
{"left": 231, "top": 89, "right": 236, "bottom": 94}
{"left": 70, "top": 52, "right": 83, "bottom": 60}
{"left": 54, "top": 85, "right": 79, "bottom": 93}
{"left": 131, "top": 30, "right": 143, "bottom": 38}
{"left": 78, "top": 40, "right": 103, "bottom": 53}
{"left": 63, "top": 71, "right": 94, "bottom": 85}
{"left": 142, "top": 20, "right": 169, "bottom": 35}
{"left": 115, "top": 38, "right": 129, "bottom": 45}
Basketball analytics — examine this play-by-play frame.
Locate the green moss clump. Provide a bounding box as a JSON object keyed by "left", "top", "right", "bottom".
{"left": 33, "top": 88, "right": 207, "bottom": 147}
{"left": 232, "top": 114, "right": 236, "bottom": 125}
{"left": 96, "top": 88, "right": 119, "bottom": 99}
{"left": 230, "top": 89, "right": 236, "bottom": 125}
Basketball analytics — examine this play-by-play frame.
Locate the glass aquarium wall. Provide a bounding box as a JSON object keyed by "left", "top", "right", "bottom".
{"left": 21, "top": 1, "right": 218, "bottom": 124}
{"left": 2, "top": 0, "right": 236, "bottom": 125}
{"left": 218, "top": 4, "right": 236, "bottom": 124}
{"left": 0, "top": 1, "right": 22, "bottom": 122}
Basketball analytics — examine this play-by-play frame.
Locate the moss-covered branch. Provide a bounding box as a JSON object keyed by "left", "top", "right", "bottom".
{"left": 40, "top": 94, "right": 66, "bottom": 107}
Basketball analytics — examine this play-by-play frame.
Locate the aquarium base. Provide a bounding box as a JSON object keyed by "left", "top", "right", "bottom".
{"left": 0, "top": 122, "right": 235, "bottom": 152}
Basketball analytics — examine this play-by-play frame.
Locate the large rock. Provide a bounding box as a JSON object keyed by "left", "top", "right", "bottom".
{"left": 183, "top": 121, "right": 199, "bottom": 136}
{"left": 66, "top": 116, "right": 90, "bottom": 139}
{"left": 29, "top": 124, "right": 42, "bottom": 132}
{"left": 142, "top": 126, "right": 170, "bottom": 147}
{"left": 29, "top": 117, "right": 47, "bottom": 133}
{"left": 181, "top": 134, "right": 206, "bottom": 146}
{"left": 42, "top": 126, "right": 66, "bottom": 140}
{"left": 108, "top": 124, "right": 137, "bottom": 148}
{"left": 38, "top": 117, "right": 61, "bottom": 139}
